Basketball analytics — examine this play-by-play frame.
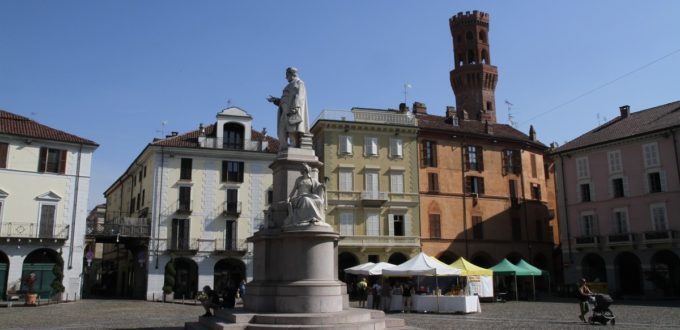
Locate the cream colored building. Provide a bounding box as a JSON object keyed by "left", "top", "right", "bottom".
{"left": 0, "top": 110, "right": 98, "bottom": 301}
{"left": 100, "top": 107, "right": 278, "bottom": 300}
{"left": 311, "top": 107, "right": 421, "bottom": 273}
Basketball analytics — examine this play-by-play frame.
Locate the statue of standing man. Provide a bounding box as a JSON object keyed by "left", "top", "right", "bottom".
{"left": 267, "top": 67, "right": 309, "bottom": 149}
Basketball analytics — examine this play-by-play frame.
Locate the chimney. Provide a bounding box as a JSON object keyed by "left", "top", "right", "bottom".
{"left": 620, "top": 105, "right": 630, "bottom": 118}
{"left": 398, "top": 103, "right": 409, "bottom": 113}
{"left": 412, "top": 102, "right": 427, "bottom": 114}
{"left": 529, "top": 125, "right": 537, "bottom": 141}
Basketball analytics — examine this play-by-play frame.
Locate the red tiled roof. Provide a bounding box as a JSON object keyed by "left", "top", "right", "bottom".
{"left": 555, "top": 101, "right": 680, "bottom": 153}
{"left": 0, "top": 110, "right": 98, "bottom": 146}
{"left": 151, "top": 123, "right": 279, "bottom": 153}
{"left": 416, "top": 113, "right": 547, "bottom": 148}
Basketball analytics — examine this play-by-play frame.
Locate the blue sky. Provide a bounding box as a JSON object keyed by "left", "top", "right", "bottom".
{"left": 2, "top": 1, "right": 679, "bottom": 209}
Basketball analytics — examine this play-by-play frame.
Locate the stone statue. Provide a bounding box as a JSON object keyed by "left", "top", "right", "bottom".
{"left": 267, "top": 67, "right": 309, "bottom": 149}
{"left": 287, "top": 163, "right": 326, "bottom": 225}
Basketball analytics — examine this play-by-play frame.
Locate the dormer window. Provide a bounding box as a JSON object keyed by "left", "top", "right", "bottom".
{"left": 223, "top": 123, "right": 244, "bottom": 150}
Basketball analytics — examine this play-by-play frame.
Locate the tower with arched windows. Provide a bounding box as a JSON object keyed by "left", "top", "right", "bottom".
{"left": 449, "top": 10, "right": 498, "bottom": 123}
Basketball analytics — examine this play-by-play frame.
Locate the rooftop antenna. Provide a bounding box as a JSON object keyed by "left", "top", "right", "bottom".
{"left": 156, "top": 120, "right": 168, "bottom": 137}
{"left": 505, "top": 99, "right": 517, "bottom": 127}
{"left": 403, "top": 83, "right": 412, "bottom": 104}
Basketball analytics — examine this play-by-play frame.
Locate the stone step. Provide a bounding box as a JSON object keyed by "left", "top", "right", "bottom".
{"left": 253, "top": 309, "right": 373, "bottom": 325}
{"left": 246, "top": 318, "right": 385, "bottom": 330}
{"left": 384, "top": 318, "right": 405, "bottom": 328}
{"left": 199, "top": 316, "right": 248, "bottom": 330}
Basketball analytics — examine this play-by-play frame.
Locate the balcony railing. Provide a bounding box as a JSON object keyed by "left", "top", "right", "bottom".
{"left": 574, "top": 235, "right": 601, "bottom": 248}
{"left": 315, "top": 109, "right": 417, "bottom": 126}
{"left": 214, "top": 238, "right": 248, "bottom": 253}
{"left": 0, "top": 222, "right": 69, "bottom": 240}
{"left": 86, "top": 217, "right": 151, "bottom": 238}
{"left": 222, "top": 201, "right": 242, "bottom": 216}
{"left": 199, "top": 137, "right": 268, "bottom": 151}
{"left": 340, "top": 235, "right": 420, "bottom": 248}
{"left": 360, "top": 191, "right": 389, "bottom": 206}
{"left": 606, "top": 233, "right": 634, "bottom": 246}
{"left": 176, "top": 200, "right": 193, "bottom": 214}
{"left": 642, "top": 230, "right": 678, "bottom": 244}
{"left": 167, "top": 238, "right": 199, "bottom": 252}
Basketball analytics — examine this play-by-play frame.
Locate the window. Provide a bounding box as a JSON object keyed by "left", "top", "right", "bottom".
{"left": 509, "top": 180, "right": 519, "bottom": 207}
{"left": 429, "top": 214, "right": 441, "bottom": 239}
{"left": 0, "top": 142, "right": 8, "bottom": 168}
{"left": 339, "top": 135, "right": 352, "bottom": 155}
{"left": 339, "top": 212, "right": 354, "bottom": 236}
{"left": 143, "top": 165, "right": 147, "bottom": 178}
{"left": 39, "top": 204, "right": 56, "bottom": 238}
{"left": 392, "top": 214, "right": 405, "bottom": 236}
{"left": 222, "top": 161, "right": 244, "bottom": 183}
{"left": 530, "top": 154, "right": 537, "bottom": 178}
{"left": 141, "top": 189, "right": 145, "bottom": 206}
{"left": 170, "top": 218, "right": 190, "bottom": 250}
{"left": 465, "top": 176, "right": 485, "bottom": 194}
{"left": 502, "top": 149, "right": 521, "bottom": 175}
{"left": 511, "top": 217, "right": 522, "bottom": 240}
{"left": 223, "top": 123, "right": 244, "bottom": 150}
{"left": 365, "top": 171, "right": 379, "bottom": 195}
{"left": 612, "top": 209, "right": 628, "bottom": 234}
{"left": 179, "top": 186, "right": 191, "bottom": 212}
{"left": 339, "top": 169, "right": 353, "bottom": 192}
{"left": 129, "top": 197, "right": 136, "bottom": 213}
{"left": 390, "top": 172, "right": 404, "bottom": 193}
{"left": 643, "top": 143, "right": 660, "bottom": 168}
{"left": 266, "top": 190, "right": 273, "bottom": 205}
{"left": 472, "top": 216, "right": 483, "bottom": 239}
{"left": 422, "top": 141, "right": 437, "bottom": 167}
{"left": 226, "top": 189, "right": 239, "bottom": 213}
{"left": 366, "top": 213, "right": 379, "bottom": 236}
{"left": 136, "top": 193, "right": 141, "bottom": 210}
{"left": 650, "top": 203, "right": 668, "bottom": 231}
{"left": 428, "top": 173, "right": 439, "bottom": 193}
{"left": 580, "top": 183, "right": 592, "bottom": 202}
{"left": 531, "top": 183, "right": 541, "bottom": 200}
{"left": 612, "top": 178, "right": 624, "bottom": 198}
{"left": 139, "top": 170, "right": 143, "bottom": 183}
{"left": 389, "top": 138, "right": 403, "bottom": 158}
{"left": 180, "top": 158, "right": 192, "bottom": 180}
{"left": 225, "top": 220, "right": 236, "bottom": 250}
{"left": 576, "top": 157, "right": 590, "bottom": 179}
{"left": 364, "top": 137, "right": 378, "bottom": 156}
{"left": 38, "top": 147, "right": 67, "bottom": 174}
{"left": 648, "top": 171, "right": 666, "bottom": 193}
{"left": 608, "top": 150, "right": 622, "bottom": 173}
{"left": 0, "top": 200, "right": 4, "bottom": 223}
{"left": 581, "top": 213, "right": 597, "bottom": 236}
{"left": 464, "top": 145, "right": 484, "bottom": 171}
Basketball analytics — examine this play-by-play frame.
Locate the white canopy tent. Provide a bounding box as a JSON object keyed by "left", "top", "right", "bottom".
{"left": 344, "top": 262, "right": 375, "bottom": 275}
{"left": 344, "top": 262, "right": 396, "bottom": 276}
{"left": 382, "top": 252, "right": 462, "bottom": 312}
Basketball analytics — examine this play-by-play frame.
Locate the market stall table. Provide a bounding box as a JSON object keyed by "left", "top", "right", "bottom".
{"left": 367, "top": 294, "right": 480, "bottom": 313}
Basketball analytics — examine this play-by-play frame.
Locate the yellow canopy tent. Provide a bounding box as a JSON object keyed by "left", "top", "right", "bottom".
{"left": 449, "top": 257, "right": 494, "bottom": 298}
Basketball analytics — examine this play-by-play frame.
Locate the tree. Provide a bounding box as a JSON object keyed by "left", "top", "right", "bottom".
{"left": 51, "top": 255, "right": 65, "bottom": 295}
{"left": 163, "top": 256, "right": 176, "bottom": 295}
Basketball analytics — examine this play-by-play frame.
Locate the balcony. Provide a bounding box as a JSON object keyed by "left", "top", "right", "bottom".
{"left": 360, "top": 191, "right": 389, "bottom": 206}
{"left": 86, "top": 217, "right": 151, "bottom": 238}
{"left": 214, "top": 238, "right": 248, "bottom": 255}
{"left": 176, "top": 200, "right": 193, "bottom": 215}
{"left": 167, "top": 238, "right": 199, "bottom": 254}
{"left": 642, "top": 230, "right": 678, "bottom": 245}
{"left": 222, "top": 201, "right": 242, "bottom": 216}
{"left": 340, "top": 235, "right": 420, "bottom": 250}
{"left": 574, "top": 235, "right": 602, "bottom": 249}
{"left": 199, "top": 137, "right": 268, "bottom": 151}
{"left": 606, "top": 233, "right": 635, "bottom": 247}
{"left": 0, "top": 222, "right": 69, "bottom": 241}
{"left": 315, "top": 109, "right": 417, "bottom": 126}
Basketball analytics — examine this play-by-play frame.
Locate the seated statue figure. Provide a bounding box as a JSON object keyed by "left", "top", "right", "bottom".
{"left": 287, "top": 163, "right": 326, "bottom": 225}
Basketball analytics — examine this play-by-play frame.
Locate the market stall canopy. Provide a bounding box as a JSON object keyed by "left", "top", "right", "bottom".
{"left": 344, "top": 262, "right": 375, "bottom": 275}
{"left": 515, "top": 259, "right": 544, "bottom": 276}
{"left": 450, "top": 257, "right": 493, "bottom": 276}
{"left": 382, "top": 252, "right": 462, "bottom": 276}
{"left": 490, "top": 258, "right": 532, "bottom": 276}
{"left": 366, "top": 262, "right": 397, "bottom": 276}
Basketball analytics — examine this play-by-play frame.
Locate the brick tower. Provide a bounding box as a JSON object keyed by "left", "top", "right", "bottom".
{"left": 449, "top": 10, "right": 498, "bottom": 123}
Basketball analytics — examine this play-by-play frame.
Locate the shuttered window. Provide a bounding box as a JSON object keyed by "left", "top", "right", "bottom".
{"left": 339, "top": 169, "right": 353, "bottom": 192}
{"left": 339, "top": 212, "right": 354, "bottom": 236}
{"left": 339, "top": 135, "right": 352, "bottom": 155}
{"left": 38, "top": 147, "right": 67, "bottom": 174}
{"left": 390, "top": 172, "right": 404, "bottom": 193}
{"left": 389, "top": 138, "right": 403, "bottom": 158}
{"left": 0, "top": 142, "right": 7, "bottom": 168}
{"left": 422, "top": 141, "right": 437, "bottom": 167}
{"left": 429, "top": 214, "right": 441, "bottom": 239}
{"left": 364, "top": 137, "right": 378, "bottom": 156}
{"left": 464, "top": 145, "right": 484, "bottom": 171}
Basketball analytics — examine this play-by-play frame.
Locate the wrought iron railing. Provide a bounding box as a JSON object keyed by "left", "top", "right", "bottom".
{"left": 215, "top": 238, "right": 248, "bottom": 252}
{"left": 0, "top": 222, "right": 69, "bottom": 239}
{"left": 86, "top": 217, "right": 151, "bottom": 237}
{"left": 222, "top": 201, "right": 242, "bottom": 215}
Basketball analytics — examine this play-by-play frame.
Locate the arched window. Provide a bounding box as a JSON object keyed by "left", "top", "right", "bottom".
{"left": 479, "top": 30, "right": 487, "bottom": 42}
{"left": 467, "top": 50, "right": 476, "bottom": 64}
{"left": 481, "top": 49, "right": 489, "bottom": 64}
{"left": 223, "top": 123, "right": 244, "bottom": 150}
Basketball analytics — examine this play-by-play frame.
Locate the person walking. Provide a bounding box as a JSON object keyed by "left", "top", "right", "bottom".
{"left": 577, "top": 278, "right": 593, "bottom": 323}
{"left": 371, "top": 282, "right": 382, "bottom": 310}
{"left": 402, "top": 283, "right": 414, "bottom": 313}
{"left": 381, "top": 281, "right": 393, "bottom": 313}
{"left": 357, "top": 278, "right": 368, "bottom": 308}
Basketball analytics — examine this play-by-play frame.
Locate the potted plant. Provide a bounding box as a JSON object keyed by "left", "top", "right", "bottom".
{"left": 163, "top": 256, "right": 176, "bottom": 302}
{"left": 24, "top": 272, "right": 38, "bottom": 306}
{"left": 51, "top": 256, "right": 65, "bottom": 301}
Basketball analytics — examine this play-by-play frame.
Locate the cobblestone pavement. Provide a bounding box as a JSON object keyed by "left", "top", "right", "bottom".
{"left": 0, "top": 298, "right": 678, "bottom": 329}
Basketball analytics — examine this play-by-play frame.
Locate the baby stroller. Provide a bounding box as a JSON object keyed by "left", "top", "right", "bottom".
{"left": 588, "top": 294, "right": 615, "bottom": 325}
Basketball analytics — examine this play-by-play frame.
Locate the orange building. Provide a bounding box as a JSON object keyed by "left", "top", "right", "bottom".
{"left": 416, "top": 11, "right": 560, "bottom": 282}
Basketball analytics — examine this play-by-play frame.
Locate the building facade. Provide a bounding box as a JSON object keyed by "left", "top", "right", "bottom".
{"left": 0, "top": 110, "right": 98, "bottom": 301}
{"left": 554, "top": 102, "right": 680, "bottom": 297}
{"left": 311, "top": 107, "right": 421, "bottom": 275}
{"left": 99, "top": 107, "right": 278, "bottom": 300}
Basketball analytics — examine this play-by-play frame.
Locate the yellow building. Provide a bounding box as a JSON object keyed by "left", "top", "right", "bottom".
{"left": 311, "top": 106, "right": 420, "bottom": 274}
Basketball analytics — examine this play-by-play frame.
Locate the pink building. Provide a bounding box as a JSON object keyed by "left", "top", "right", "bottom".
{"left": 554, "top": 102, "right": 680, "bottom": 297}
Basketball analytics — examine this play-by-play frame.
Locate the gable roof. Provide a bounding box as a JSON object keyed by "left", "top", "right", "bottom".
{"left": 0, "top": 110, "right": 98, "bottom": 146}
{"left": 150, "top": 123, "right": 279, "bottom": 153}
{"left": 415, "top": 113, "right": 547, "bottom": 149}
{"left": 555, "top": 101, "right": 680, "bottom": 153}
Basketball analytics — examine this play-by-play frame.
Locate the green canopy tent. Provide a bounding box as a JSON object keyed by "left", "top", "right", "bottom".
{"left": 515, "top": 259, "right": 545, "bottom": 300}
{"left": 490, "top": 259, "right": 529, "bottom": 301}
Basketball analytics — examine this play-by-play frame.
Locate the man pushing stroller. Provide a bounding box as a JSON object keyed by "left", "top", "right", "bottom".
{"left": 577, "top": 278, "right": 616, "bottom": 325}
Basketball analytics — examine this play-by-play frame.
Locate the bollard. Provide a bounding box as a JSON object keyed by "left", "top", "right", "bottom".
{"left": 182, "top": 295, "right": 185, "bottom": 304}
{"left": 153, "top": 292, "right": 155, "bottom": 302}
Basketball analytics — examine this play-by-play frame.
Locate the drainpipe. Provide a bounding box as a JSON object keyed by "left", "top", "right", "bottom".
{"left": 559, "top": 154, "right": 573, "bottom": 264}
{"left": 67, "top": 143, "right": 83, "bottom": 270}
{"left": 155, "top": 147, "right": 165, "bottom": 269}
{"left": 460, "top": 139, "right": 469, "bottom": 258}
{"left": 520, "top": 149, "right": 531, "bottom": 258}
